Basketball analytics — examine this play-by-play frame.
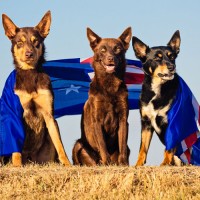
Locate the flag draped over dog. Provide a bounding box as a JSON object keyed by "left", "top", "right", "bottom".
{"left": 0, "top": 71, "right": 25, "bottom": 156}
{"left": 165, "top": 76, "right": 200, "bottom": 165}
{"left": 0, "top": 57, "right": 143, "bottom": 156}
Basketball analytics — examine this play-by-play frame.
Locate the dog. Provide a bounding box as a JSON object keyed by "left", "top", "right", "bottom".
{"left": 132, "top": 31, "right": 181, "bottom": 166}
{"left": 2, "top": 11, "right": 71, "bottom": 166}
{"left": 72, "top": 27, "right": 132, "bottom": 166}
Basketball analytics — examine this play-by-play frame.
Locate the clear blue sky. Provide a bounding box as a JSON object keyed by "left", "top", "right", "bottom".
{"left": 1, "top": 1, "right": 200, "bottom": 165}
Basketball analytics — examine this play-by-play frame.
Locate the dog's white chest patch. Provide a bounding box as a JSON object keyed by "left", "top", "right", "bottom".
{"left": 142, "top": 103, "right": 169, "bottom": 134}
{"left": 141, "top": 82, "right": 171, "bottom": 134}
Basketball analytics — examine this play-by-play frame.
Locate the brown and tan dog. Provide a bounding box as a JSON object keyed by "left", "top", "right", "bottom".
{"left": 72, "top": 27, "right": 132, "bottom": 166}
{"left": 2, "top": 11, "right": 71, "bottom": 166}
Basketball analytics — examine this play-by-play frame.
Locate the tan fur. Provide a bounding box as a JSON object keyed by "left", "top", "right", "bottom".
{"left": 160, "top": 148, "right": 176, "bottom": 166}
{"left": 13, "top": 43, "right": 43, "bottom": 70}
{"left": 153, "top": 64, "right": 169, "bottom": 79}
{"left": 135, "top": 129, "right": 153, "bottom": 166}
{"left": 12, "top": 152, "right": 22, "bottom": 167}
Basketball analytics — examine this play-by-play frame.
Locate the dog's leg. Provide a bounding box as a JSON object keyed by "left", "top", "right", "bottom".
{"left": 72, "top": 140, "right": 97, "bottom": 166}
{"left": 12, "top": 152, "right": 22, "bottom": 167}
{"left": 160, "top": 148, "right": 176, "bottom": 166}
{"left": 93, "top": 124, "right": 110, "bottom": 165}
{"left": 41, "top": 112, "right": 71, "bottom": 166}
{"left": 135, "top": 128, "right": 153, "bottom": 166}
{"left": 35, "top": 90, "right": 71, "bottom": 166}
{"left": 118, "top": 119, "right": 129, "bottom": 165}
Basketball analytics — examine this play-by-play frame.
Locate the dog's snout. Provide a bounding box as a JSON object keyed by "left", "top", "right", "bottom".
{"left": 25, "top": 50, "right": 33, "bottom": 58}
{"left": 167, "top": 63, "right": 175, "bottom": 71}
{"left": 107, "top": 56, "right": 114, "bottom": 62}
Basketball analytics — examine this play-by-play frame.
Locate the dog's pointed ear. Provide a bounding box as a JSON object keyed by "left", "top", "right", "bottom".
{"left": 87, "top": 27, "right": 102, "bottom": 50}
{"left": 2, "top": 14, "right": 19, "bottom": 40}
{"left": 34, "top": 10, "right": 51, "bottom": 38}
{"left": 167, "top": 30, "right": 181, "bottom": 54}
{"left": 118, "top": 27, "right": 132, "bottom": 50}
{"left": 132, "top": 36, "right": 149, "bottom": 61}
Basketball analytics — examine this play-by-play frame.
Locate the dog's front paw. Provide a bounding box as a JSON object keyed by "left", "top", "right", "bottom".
{"left": 12, "top": 152, "right": 22, "bottom": 167}
{"left": 160, "top": 159, "right": 173, "bottom": 166}
{"left": 135, "top": 155, "right": 146, "bottom": 166}
{"left": 160, "top": 149, "right": 175, "bottom": 166}
{"left": 59, "top": 155, "right": 71, "bottom": 166}
{"left": 100, "top": 155, "right": 111, "bottom": 165}
{"left": 118, "top": 154, "right": 128, "bottom": 166}
{"left": 135, "top": 159, "right": 145, "bottom": 167}
{"left": 160, "top": 156, "right": 174, "bottom": 166}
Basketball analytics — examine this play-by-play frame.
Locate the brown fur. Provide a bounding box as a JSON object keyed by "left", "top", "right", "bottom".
{"left": 2, "top": 11, "right": 71, "bottom": 166}
{"left": 72, "top": 27, "right": 132, "bottom": 166}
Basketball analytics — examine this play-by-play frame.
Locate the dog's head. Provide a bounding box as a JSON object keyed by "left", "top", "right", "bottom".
{"left": 87, "top": 27, "right": 132, "bottom": 74}
{"left": 132, "top": 31, "right": 181, "bottom": 82}
{"left": 2, "top": 11, "right": 51, "bottom": 70}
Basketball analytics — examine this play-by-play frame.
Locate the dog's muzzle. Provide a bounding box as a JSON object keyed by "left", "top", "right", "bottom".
{"left": 157, "top": 72, "right": 175, "bottom": 80}
{"left": 101, "top": 61, "right": 115, "bottom": 73}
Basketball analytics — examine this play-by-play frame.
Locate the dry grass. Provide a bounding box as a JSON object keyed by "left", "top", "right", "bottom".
{"left": 0, "top": 164, "right": 200, "bottom": 200}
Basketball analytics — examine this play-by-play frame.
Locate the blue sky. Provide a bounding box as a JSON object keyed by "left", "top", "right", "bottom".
{"left": 1, "top": 1, "right": 200, "bottom": 165}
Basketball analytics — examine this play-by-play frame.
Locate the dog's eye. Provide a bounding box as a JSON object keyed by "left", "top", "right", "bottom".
{"left": 115, "top": 47, "right": 122, "bottom": 54}
{"left": 155, "top": 53, "right": 163, "bottom": 60}
{"left": 32, "top": 39, "right": 40, "bottom": 47}
{"left": 169, "top": 54, "right": 175, "bottom": 60}
{"left": 17, "top": 41, "right": 23, "bottom": 48}
{"left": 101, "top": 48, "right": 106, "bottom": 53}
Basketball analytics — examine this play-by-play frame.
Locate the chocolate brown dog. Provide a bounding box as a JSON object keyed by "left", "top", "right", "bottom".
{"left": 72, "top": 27, "right": 132, "bottom": 166}
{"left": 2, "top": 11, "right": 71, "bottom": 166}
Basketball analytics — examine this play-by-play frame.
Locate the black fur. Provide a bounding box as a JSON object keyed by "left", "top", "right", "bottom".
{"left": 132, "top": 30, "right": 181, "bottom": 166}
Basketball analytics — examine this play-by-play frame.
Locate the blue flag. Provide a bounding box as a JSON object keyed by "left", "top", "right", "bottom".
{"left": 165, "top": 76, "right": 200, "bottom": 165}
{"left": 0, "top": 70, "right": 25, "bottom": 156}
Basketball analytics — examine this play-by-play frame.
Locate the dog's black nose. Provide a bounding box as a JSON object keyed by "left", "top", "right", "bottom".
{"left": 25, "top": 51, "right": 33, "bottom": 58}
{"left": 167, "top": 63, "right": 175, "bottom": 71}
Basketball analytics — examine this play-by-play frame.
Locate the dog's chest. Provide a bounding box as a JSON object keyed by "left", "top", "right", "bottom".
{"left": 141, "top": 83, "right": 171, "bottom": 134}
{"left": 14, "top": 71, "right": 53, "bottom": 134}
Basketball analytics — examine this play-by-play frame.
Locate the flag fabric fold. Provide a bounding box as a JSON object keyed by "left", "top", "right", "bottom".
{"left": 165, "top": 75, "right": 200, "bottom": 165}
{"left": 0, "top": 70, "right": 25, "bottom": 156}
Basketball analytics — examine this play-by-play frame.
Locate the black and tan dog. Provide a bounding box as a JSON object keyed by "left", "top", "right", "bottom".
{"left": 72, "top": 27, "right": 132, "bottom": 166}
{"left": 132, "top": 31, "right": 181, "bottom": 166}
{"left": 2, "top": 11, "right": 71, "bottom": 166}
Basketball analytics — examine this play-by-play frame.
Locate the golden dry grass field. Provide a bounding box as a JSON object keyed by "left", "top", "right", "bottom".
{"left": 0, "top": 164, "right": 200, "bottom": 200}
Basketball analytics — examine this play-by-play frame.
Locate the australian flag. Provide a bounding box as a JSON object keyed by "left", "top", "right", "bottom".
{"left": 0, "top": 57, "right": 143, "bottom": 156}
{"left": 1, "top": 57, "right": 200, "bottom": 166}
{"left": 43, "top": 57, "right": 144, "bottom": 117}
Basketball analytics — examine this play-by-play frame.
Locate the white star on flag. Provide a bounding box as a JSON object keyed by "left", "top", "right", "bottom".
{"left": 59, "top": 85, "right": 81, "bottom": 95}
